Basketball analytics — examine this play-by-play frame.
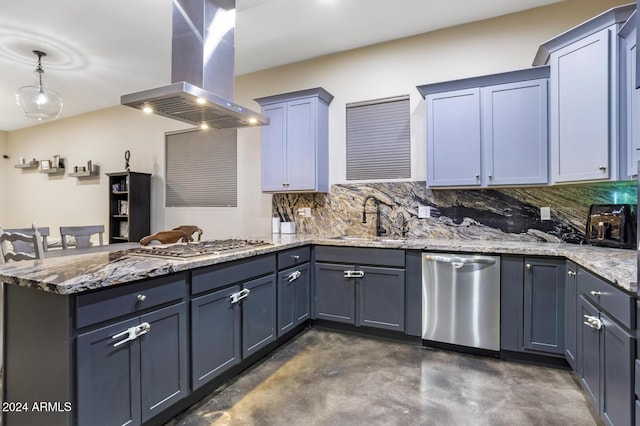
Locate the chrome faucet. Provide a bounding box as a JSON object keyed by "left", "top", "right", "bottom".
{"left": 362, "top": 196, "right": 392, "bottom": 237}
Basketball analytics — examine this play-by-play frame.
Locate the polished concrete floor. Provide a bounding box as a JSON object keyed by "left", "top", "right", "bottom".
{"left": 167, "top": 329, "right": 602, "bottom": 426}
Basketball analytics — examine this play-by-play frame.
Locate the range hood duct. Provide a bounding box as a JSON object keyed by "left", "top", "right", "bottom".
{"left": 121, "top": 0, "right": 268, "bottom": 129}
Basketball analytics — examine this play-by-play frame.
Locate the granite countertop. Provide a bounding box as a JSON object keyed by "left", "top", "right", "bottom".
{"left": 0, "top": 234, "right": 635, "bottom": 295}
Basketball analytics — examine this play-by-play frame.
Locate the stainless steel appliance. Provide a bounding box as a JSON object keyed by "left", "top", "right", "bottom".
{"left": 585, "top": 204, "right": 636, "bottom": 249}
{"left": 121, "top": 0, "right": 269, "bottom": 129}
{"left": 422, "top": 253, "right": 501, "bottom": 352}
{"left": 127, "top": 239, "right": 270, "bottom": 259}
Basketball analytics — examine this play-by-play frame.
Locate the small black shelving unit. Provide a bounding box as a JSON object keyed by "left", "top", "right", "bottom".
{"left": 107, "top": 171, "right": 151, "bottom": 244}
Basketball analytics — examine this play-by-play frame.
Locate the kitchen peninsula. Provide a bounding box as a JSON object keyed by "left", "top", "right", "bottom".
{"left": 0, "top": 234, "right": 635, "bottom": 425}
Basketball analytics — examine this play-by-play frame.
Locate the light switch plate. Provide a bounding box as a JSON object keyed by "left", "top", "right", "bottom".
{"left": 540, "top": 207, "right": 551, "bottom": 221}
{"left": 297, "top": 207, "right": 311, "bottom": 217}
{"left": 418, "top": 206, "right": 431, "bottom": 219}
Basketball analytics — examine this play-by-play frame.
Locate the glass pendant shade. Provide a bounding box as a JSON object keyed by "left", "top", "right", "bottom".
{"left": 15, "top": 51, "right": 63, "bottom": 120}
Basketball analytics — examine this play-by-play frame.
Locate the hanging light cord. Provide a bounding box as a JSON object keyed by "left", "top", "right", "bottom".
{"left": 33, "top": 50, "right": 45, "bottom": 92}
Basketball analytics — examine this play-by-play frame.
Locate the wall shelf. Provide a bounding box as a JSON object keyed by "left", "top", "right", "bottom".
{"left": 39, "top": 166, "right": 65, "bottom": 175}
{"left": 69, "top": 165, "right": 100, "bottom": 178}
{"left": 14, "top": 161, "right": 39, "bottom": 169}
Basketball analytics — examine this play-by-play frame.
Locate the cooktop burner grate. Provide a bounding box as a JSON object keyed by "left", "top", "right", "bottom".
{"left": 128, "top": 239, "right": 271, "bottom": 259}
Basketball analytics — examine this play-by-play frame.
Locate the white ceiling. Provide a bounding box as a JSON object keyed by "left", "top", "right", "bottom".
{"left": 0, "top": 0, "right": 563, "bottom": 132}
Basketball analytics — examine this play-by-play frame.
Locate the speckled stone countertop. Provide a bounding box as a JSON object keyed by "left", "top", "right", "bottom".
{"left": 0, "top": 234, "right": 635, "bottom": 295}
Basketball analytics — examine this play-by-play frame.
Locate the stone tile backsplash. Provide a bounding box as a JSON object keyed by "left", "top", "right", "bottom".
{"left": 272, "top": 181, "right": 637, "bottom": 243}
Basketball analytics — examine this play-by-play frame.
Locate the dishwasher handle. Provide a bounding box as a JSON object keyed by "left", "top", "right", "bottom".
{"left": 423, "top": 254, "right": 497, "bottom": 269}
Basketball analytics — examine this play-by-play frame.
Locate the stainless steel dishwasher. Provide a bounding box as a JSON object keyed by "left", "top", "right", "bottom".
{"left": 422, "top": 253, "right": 500, "bottom": 351}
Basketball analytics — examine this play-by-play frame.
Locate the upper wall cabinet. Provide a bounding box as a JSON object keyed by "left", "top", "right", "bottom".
{"left": 532, "top": 4, "right": 635, "bottom": 184}
{"left": 417, "top": 67, "right": 549, "bottom": 188}
{"left": 255, "top": 88, "right": 333, "bottom": 193}
{"left": 619, "top": 11, "right": 640, "bottom": 178}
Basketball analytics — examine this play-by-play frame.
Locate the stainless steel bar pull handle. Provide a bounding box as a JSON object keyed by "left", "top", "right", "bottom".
{"left": 567, "top": 271, "right": 576, "bottom": 277}
{"left": 590, "top": 291, "right": 602, "bottom": 297}
{"left": 288, "top": 270, "right": 301, "bottom": 282}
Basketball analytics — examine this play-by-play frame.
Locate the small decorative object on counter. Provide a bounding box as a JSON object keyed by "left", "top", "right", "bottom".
{"left": 272, "top": 217, "right": 281, "bottom": 233}
{"left": 281, "top": 222, "right": 296, "bottom": 234}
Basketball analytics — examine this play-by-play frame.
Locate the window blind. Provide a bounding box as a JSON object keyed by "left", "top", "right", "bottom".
{"left": 346, "top": 95, "right": 411, "bottom": 180}
{"left": 165, "top": 128, "right": 237, "bottom": 207}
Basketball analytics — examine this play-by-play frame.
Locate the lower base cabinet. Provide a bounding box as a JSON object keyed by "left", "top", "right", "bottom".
{"left": 191, "top": 286, "right": 241, "bottom": 390}
{"left": 277, "top": 263, "right": 310, "bottom": 336}
{"left": 578, "top": 295, "right": 635, "bottom": 426}
{"left": 190, "top": 255, "right": 277, "bottom": 391}
{"left": 76, "top": 302, "right": 188, "bottom": 426}
{"left": 314, "top": 247, "right": 406, "bottom": 332}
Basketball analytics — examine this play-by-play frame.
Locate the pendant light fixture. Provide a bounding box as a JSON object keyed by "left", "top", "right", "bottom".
{"left": 15, "top": 50, "right": 63, "bottom": 120}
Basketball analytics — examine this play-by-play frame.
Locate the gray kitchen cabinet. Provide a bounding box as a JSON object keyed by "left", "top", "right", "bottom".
{"left": 242, "top": 274, "right": 277, "bottom": 358}
{"left": 533, "top": 4, "right": 634, "bottom": 183}
{"left": 315, "top": 262, "right": 356, "bottom": 324}
{"left": 277, "top": 246, "right": 311, "bottom": 336}
{"left": 278, "top": 263, "right": 310, "bottom": 336}
{"left": 619, "top": 11, "right": 640, "bottom": 177}
{"left": 482, "top": 79, "right": 548, "bottom": 186}
{"left": 191, "top": 285, "right": 241, "bottom": 390}
{"left": 500, "top": 255, "right": 565, "bottom": 357}
{"left": 523, "top": 257, "right": 565, "bottom": 355}
{"left": 565, "top": 261, "right": 578, "bottom": 370}
{"left": 576, "top": 267, "right": 636, "bottom": 426}
{"left": 418, "top": 67, "right": 549, "bottom": 188}
{"left": 77, "top": 302, "right": 188, "bottom": 426}
{"left": 190, "top": 255, "right": 277, "bottom": 390}
{"left": 424, "top": 88, "right": 481, "bottom": 187}
{"left": 255, "top": 88, "right": 333, "bottom": 193}
{"left": 314, "top": 247, "right": 405, "bottom": 332}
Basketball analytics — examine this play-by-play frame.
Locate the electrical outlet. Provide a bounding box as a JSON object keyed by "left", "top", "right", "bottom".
{"left": 297, "top": 207, "right": 311, "bottom": 217}
{"left": 418, "top": 206, "right": 431, "bottom": 219}
{"left": 540, "top": 207, "right": 551, "bottom": 221}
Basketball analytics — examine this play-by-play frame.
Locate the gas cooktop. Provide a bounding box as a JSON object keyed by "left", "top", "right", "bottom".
{"left": 127, "top": 239, "right": 272, "bottom": 259}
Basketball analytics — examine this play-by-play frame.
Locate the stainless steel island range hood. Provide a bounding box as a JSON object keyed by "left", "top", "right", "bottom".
{"left": 121, "top": 0, "right": 268, "bottom": 129}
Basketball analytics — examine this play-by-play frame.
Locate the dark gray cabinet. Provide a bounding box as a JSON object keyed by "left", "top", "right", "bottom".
{"left": 577, "top": 267, "right": 636, "bottom": 426}
{"left": 190, "top": 255, "right": 277, "bottom": 390}
{"left": 315, "top": 262, "right": 356, "bottom": 324}
{"left": 191, "top": 285, "right": 241, "bottom": 391}
{"left": 77, "top": 302, "right": 188, "bottom": 426}
{"left": 314, "top": 247, "right": 405, "bottom": 332}
{"left": 523, "top": 257, "right": 565, "bottom": 355}
{"left": 565, "top": 261, "right": 578, "bottom": 369}
{"left": 242, "top": 275, "right": 277, "bottom": 358}
{"left": 278, "top": 263, "right": 310, "bottom": 336}
{"left": 500, "top": 256, "right": 565, "bottom": 357}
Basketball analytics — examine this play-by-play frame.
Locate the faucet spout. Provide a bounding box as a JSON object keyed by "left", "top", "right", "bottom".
{"left": 362, "top": 195, "right": 392, "bottom": 237}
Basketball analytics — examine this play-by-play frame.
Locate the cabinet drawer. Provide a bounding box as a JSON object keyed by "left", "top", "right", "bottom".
{"left": 578, "top": 268, "right": 635, "bottom": 329}
{"left": 278, "top": 246, "right": 311, "bottom": 270}
{"left": 76, "top": 273, "right": 187, "bottom": 329}
{"left": 315, "top": 246, "right": 404, "bottom": 267}
{"left": 192, "top": 255, "right": 276, "bottom": 295}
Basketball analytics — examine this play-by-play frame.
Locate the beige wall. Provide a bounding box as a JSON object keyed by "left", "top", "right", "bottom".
{"left": 5, "top": 0, "right": 630, "bottom": 240}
